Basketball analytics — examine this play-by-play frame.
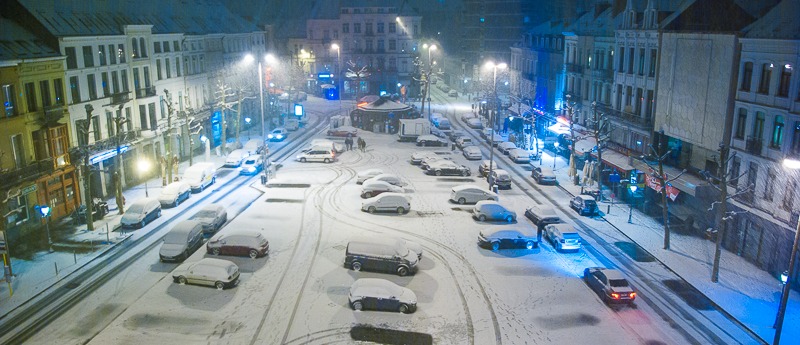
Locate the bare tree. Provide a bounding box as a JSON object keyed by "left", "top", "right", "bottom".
{"left": 215, "top": 80, "right": 235, "bottom": 156}
{"left": 78, "top": 104, "right": 95, "bottom": 230}
{"left": 638, "top": 136, "right": 686, "bottom": 250}
{"left": 588, "top": 102, "right": 611, "bottom": 189}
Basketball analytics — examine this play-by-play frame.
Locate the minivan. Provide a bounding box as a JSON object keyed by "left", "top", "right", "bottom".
{"left": 207, "top": 230, "right": 269, "bottom": 258}
{"left": 450, "top": 184, "right": 498, "bottom": 205}
{"left": 159, "top": 220, "right": 204, "bottom": 262}
{"left": 571, "top": 195, "right": 598, "bottom": 216}
{"left": 472, "top": 200, "right": 516, "bottom": 222}
{"left": 172, "top": 258, "right": 239, "bottom": 290}
{"left": 183, "top": 162, "right": 216, "bottom": 193}
{"left": 488, "top": 169, "right": 512, "bottom": 189}
{"left": 361, "top": 193, "right": 410, "bottom": 214}
{"left": 545, "top": 223, "right": 582, "bottom": 252}
{"left": 344, "top": 238, "right": 419, "bottom": 276}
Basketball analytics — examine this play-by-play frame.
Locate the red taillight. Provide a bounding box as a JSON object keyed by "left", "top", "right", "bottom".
{"left": 611, "top": 293, "right": 620, "bottom": 299}
{"left": 629, "top": 292, "right": 636, "bottom": 298}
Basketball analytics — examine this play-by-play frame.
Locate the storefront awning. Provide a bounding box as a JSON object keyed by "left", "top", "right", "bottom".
{"left": 547, "top": 123, "right": 570, "bottom": 135}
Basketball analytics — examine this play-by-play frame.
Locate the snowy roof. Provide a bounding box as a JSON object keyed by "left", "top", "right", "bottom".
{"left": 358, "top": 97, "right": 412, "bottom": 112}
{"left": 18, "top": 0, "right": 262, "bottom": 36}
{"left": 564, "top": 3, "right": 618, "bottom": 36}
{"left": 0, "top": 17, "right": 60, "bottom": 61}
{"left": 743, "top": 0, "right": 800, "bottom": 39}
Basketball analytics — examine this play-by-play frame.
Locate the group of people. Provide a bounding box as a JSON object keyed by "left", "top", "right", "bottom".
{"left": 344, "top": 135, "right": 367, "bottom": 152}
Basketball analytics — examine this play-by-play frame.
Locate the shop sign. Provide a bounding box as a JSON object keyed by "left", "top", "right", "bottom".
{"left": 645, "top": 174, "right": 680, "bottom": 201}
{"left": 21, "top": 184, "right": 37, "bottom": 195}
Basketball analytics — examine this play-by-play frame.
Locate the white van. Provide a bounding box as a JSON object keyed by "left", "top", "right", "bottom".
{"left": 183, "top": 162, "right": 216, "bottom": 192}
{"left": 225, "top": 149, "right": 249, "bottom": 167}
{"left": 361, "top": 193, "right": 410, "bottom": 214}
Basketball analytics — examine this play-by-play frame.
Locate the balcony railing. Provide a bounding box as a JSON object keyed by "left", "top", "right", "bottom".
{"left": 135, "top": 86, "right": 156, "bottom": 99}
{"left": 108, "top": 91, "right": 131, "bottom": 106}
{"left": 565, "top": 63, "right": 583, "bottom": 74}
{"left": 745, "top": 137, "right": 763, "bottom": 155}
{"left": 0, "top": 159, "right": 55, "bottom": 189}
{"left": 596, "top": 103, "right": 652, "bottom": 128}
{"left": 41, "top": 104, "right": 66, "bottom": 126}
{"left": 591, "top": 69, "right": 612, "bottom": 80}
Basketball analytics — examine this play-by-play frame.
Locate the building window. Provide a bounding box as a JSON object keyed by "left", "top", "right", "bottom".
{"left": 342, "top": 23, "right": 349, "bottom": 33}
{"left": 166, "top": 58, "right": 172, "bottom": 78}
{"left": 175, "top": 58, "right": 181, "bottom": 77}
{"left": 389, "top": 22, "right": 396, "bottom": 33}
{"left": 124, "top": 107, "right": 132, "bottom": 132}
{"left": 6, "top": 195, "right": 29, "bottom": 224}
{"left": 49, "top": 125, "right": 69, "bottom": 166}
{"left": 106, "top": 111, "right": 115, "bottom": 137}
{"left": 24, "top": 82, "right": 37, "bottom": 112}
{"left": 118, "top": 44, "right": 126, "bottom": 63}
{"left": 143, "top": 66, "right": 151, "bottom": 87}
{"left": 163, "top": 41, "right": 170, "bottom": 53}
{"left": 764, "top": 168, "right": 775, "bottom": 201}
{"left": 728, "top": 156, "right": 740, "bottom": 187}
{"left": 174, "top": 41, "right": 180, "bottom": 51}
{"left": 65, "top": 47, "right": 78, "bottom": 69}
{"left": 784, "top": 180, "right": 797, "bottom": 210}
{"left": 627, "top": 47, "right": 634, "bottom": 74}
{"left": 735, "top": 108, "right": 747, "bottom": 139}
{"left": 758, "top": 63, "right": 772, "bottom": 94}
{"left": 354, "top": 23, "right": 361, "bottom": 33}
{"left": 121, "top": 70, "right": 129, "bottom": 92}
{"left": 770, "top": 115, "right": 785, "bottom": 148}
{"left": 389, "top": 39, "right": 396, "bottom": 51}
{"left": 156, "top": 60, "right": 163, "bottom": 80}
{"left": 148, "top": 102, "right": 157, "bottom": 129}
{"left": 54, "top": 78, "right": 64, "bottom": 105}
{"left": 98, "top": 45, "right": 107, "bottom": 66}
{"left": 108, "top": 44, "right": 116, "bottom": 64}
{"left": 778, "top": 65, "right": 792, "bottom": 97}
{"left": 87, "top": 74, "right": 98, "bottom": 100}
{"left": 792, "top": 121, "right": 800, "bottom": 155}
{"left": 139, "top": 104, "right": 148, "bottom": 129}
{"left": 753, "top": 111, "right": 765, "bottom": 140}
{"left": 131, "top": 38, "right": 139, "bottom": 58}
{"left": 746, "top": 162, "right": 758, "bottom": 202}
{"left": 90, "top": 115, "right": 100, "bottom": 141}
{"left": 82, "top": 46, "right": 94, "bottom": 68}
{"left": 377, "top": 39, "right": 384, "bottom": 51}
{"left": 154, "top": 41, "right": 161, "bottom": 53}
{"left": 69, "top": 76, "right": 81, "bottom": 104}
{"left": 139, "top": 38, "right": 147, "bottom": 57}
{"left": 11, "top": 134, "right": 25, "bottom": 168}
{"left": 101, "top": 72, "right": 110, "bottom": 97}
{"left": 377, "top": 22, "right": 384, "bottom": 33}
{"left": 638, "top": 48, "right": 645, "bottom": 76}
{"left": 111, "top": 71, "right": 119, "bottom": 94}
{"left": 649, "top": 49, "right": 657, "bottom": 77}
{"left": 3, "top": 84, "right": 16, "bottom": 117}
{"left": 618, "top": 47, "right": 624, "bottom": 72}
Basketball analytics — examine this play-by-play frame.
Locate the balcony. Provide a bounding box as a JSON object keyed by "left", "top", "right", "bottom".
{"left": 135, "top": 86, "right": 156, "bottom": 99}
{"left": 0, "top": 159, "right": 55, "bottom": 189}
{"left": 108, "top": 92, "right": 131, "bottom": 106}
{"left": 40, "top": 104, "right": 66, "bottom": 127}
{"left": 565, "top": 63, "right": 583, "bottom": 74}
{"left": 596, "top": 103, "right": 652, "bottom": 128}
{"left": 745, "top": 137, "right": 763, "bottom": 155}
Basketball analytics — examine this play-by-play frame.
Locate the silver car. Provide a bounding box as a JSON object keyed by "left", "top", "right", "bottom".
{"left": 189, "top": 204, "right": 228, "bottom": 234}
{"left": 450, "top": 184, "right": 498, "bottom": 205}
{"left": 158, "top": 181, "right": 191, "bottom": 208}
{"left": 349, "top": 278, "right": 417, "bottom": 314}
{"left": 356, "top": 168, "right": 384, "bottom": 184}
{"left": 172, "top": 258, "right": 240, "bottom": 290}
{"left": 462, "top": 145, "right": 483, "bottom": 160}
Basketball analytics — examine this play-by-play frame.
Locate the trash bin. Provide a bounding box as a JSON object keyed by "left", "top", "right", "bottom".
{"left": 451, "top": 143, "right": 456, "bottom": 151}
{"left": 261, "top": 174, "right": 267, "bottom": 185}
{"left": 492, "top": 184, "right": 499, "bottom": 194}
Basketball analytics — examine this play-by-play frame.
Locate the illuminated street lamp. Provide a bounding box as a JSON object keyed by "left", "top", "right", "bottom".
{"left": 200, "top": 135, "right": 211, "bottom": 162}
{"left": 773, "top": 157, "right": 800, "bottom": 344}
{"left": 38, "top": 205, "right": 52, "bottom": 252}
{"left": 245, "top": 117, "right": 251, "bottom": 140}
{"left": 628, "top": 185, "right": 638, "bottom": 223}
{"left": 331, "top": 44, "right": 342, "bottom": 109}
{"left": 484, "top": 61, "right": 507, "bottom": 190}
{"left": 137, "top": 159, "right": 151, "bottom": 197}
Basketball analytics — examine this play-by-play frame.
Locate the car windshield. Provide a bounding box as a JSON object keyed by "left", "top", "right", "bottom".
{"left": 127, "top": 204, "right": 144, "bottom": 213}
{"left": 609, "top": 279, "right": 629, "bottom": 288}
{"left": 563, "top": 233, "right": 581, "bottom": 239}
{"left": 244, "top": 159, "right": 257, "bottom": 165}
{"left": 164, "top": 231, "right": 186, "bottom": 243}
{"left": 192, "top": 210, "right": 216, "bottom": 218}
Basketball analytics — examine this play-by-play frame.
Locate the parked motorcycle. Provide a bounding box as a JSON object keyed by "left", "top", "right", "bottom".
{"left": 73, "top": 198, "right": 109, "bottom": 224}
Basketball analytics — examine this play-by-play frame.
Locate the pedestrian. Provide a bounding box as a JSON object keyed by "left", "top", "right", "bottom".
{"left": 345, "top": 135, "right": 353, "bottom": 151}
{"left": 361, "top": 138, "right": 367, "bottom": 152}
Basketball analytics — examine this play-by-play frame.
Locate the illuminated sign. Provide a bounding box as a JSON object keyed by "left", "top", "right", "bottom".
{"left": 318, "top": 73, "right": 333, "bottom": 79}
{"left": 294, "top": 104, "right": 303, "bottom": 116}
{"left": 89, "top": 145, "right": 129, "bottom": 165}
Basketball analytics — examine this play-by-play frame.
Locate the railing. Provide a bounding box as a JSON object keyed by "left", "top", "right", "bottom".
{"left": 86, "top": 129, "right": 143, "bottom": 153}
{"left": 745, "top": 137, "right": 763, "bottom": 155}
{"left": 41, "top": 104, "right": 65, "bottom": 126}
{"left": 0, "top": 159, "right": 55, "bottom": 189}
{"left": 565, "top": 63, "right": 583, "bottom": 74}
{"left": 109, "top": 91, "right": 131, "bottom": 106}
{"left": 592, "top": 69, "right": 612, "bottom": 80}
{"left": 596, "top": 103, "right": 652, "bottom": 128}
{"left": 135, "top": 86, "right": 156, "bottom": 98}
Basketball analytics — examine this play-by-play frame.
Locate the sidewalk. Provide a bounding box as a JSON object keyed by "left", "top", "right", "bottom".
{"left": 541, "top": 149, "right": 800, "bottom": 343}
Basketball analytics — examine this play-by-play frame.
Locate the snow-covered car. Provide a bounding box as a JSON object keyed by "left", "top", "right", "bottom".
{"left": 488, "top": 169, "right": 512, "bottom": 189}
{"left": 448, "top": 129, "right": 467, "bottom": 142}
{"left": 435, "top": 118, "right": 451, "bottom": 130}
{"left": 430, "top": 113, "right": 444, "bottom": 125}
{"left": 356, "top": 168, "right": 384, "bottom": 184}
{"left": 584, "top": 267, "right": 637, "bottom": 306}
{"left": 327, "top": 125, "right": 358, "bottom": 137}
{"left": 524, "top": 205, "right": 562, "bottom": 230}
{"left": 360, "top": 180, "right": 404, "bottom": 198}
{"left": 120, "top": 198, "right": 161, "bottom": 229}
{"left": 242, "top": 139, "right": 266, "bottom": 156}
{"left": 310, "top": 139, "right": 344, "bottom": 153}
{"left": 473, "top": 200, "right": 516, "bottom": 222}
{"left": 425, "top": 160, "right": 470, "bottom": 177}
{"left": 497, "top": 141, "right": 517, "bottom": 155}
{"left": 419, "top": 156, "right": 452, "bottom": 170}
{"left": 267, "top": 128, "right": 288, "bottom": 141}
{"left": 462, "top": 145, "right": 483, "bottom": 160}
{"left": 363, "top": 173, "right": 406, "bottom": 187}
{"left": 416, "top": 134, "right": 448, "bottom": 147}
{"left": 207, "top": 230, "right": 270, "bottom": 258}
{"left": 158, "top": 181, "right": 191, "bottom": 208}
{"left": 478, "top": 160, "right": 498, "bottom": 177}
{"left": 532, "top": 167, "right": 557, "bottom": 184}
{"left": 466, "top": 117, "right": 483, "bottom": 129}
{"left": 478, "top": 227, "right": 538, "bottom": 251}
{"left": 508, "top": 148, "right": 530, "bottom": 163}
{"left": 296, "top": 147, "right": 335, "bottom": 163}
{"left": 460, "top": 113, "right": 476, "bottom": 122}
{"left": 456, "top": 137, "right": 473, "bottom": 149}
{"left": 448, "top": 90, "right": 458, "bottom": 97}
{"left": 392, "top": 237, "right": 423, "bottom": 259}
{"left": 189, "top": 203, "right": 228, "bottom": 234}
{"left": 450, "top": 184, "right": 497, "bottom": 205}
{"left": 349, "top": 278, "right": 417, "bottom": 314}
{"left": 487, "top": 134, "right": 504, "bottom": 146}
{"left": 361, "top": 193, "right": 411, "bottom": 214}
{"left": 239, "top": 156, "right": 264, "bottom": 175}
{"left": 224, "top": 149, "right": 249, "bottom": 167}
{"left": 410, "top": 151, "right": 439, "bottom": 165}
{"left": 172, "top": 258, "right": 240, "bottom": 290}
{"left": 545, "top": 223, "right": 582, "bottom": 251}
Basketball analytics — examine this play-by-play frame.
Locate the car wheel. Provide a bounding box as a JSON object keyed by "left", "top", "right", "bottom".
{"left": 352, "top": 301, "right": 363, "bottom": 311}
{"left": 364, "top": 192, "right": 372, "bottom": 198}
{"left": 300, "top": 157, "right": 307, "bottom": 162}
{"left": 526, "top": 241, "right": 535, "bottom": 250}
{"left": 249, "top": 249, "right": 259, "bottom": 259}
{"left": 458, "top": 197, "right": 466, "bottom": 205}
{"left": 491, "top": 241, "right": 500, "bottom": 251}
{"left": 174, "top": 200, "right": 179, "bottom": 208}
{"left": 212, "top": 247, "right": 221, "bottom": 255}
{"left": 215, "top": 281, "right": 225, "bottom": 290}
{"left": 478, "top": 215, "right": 487, "bottom": 221}
{"left": 352, "top": 261, "right": 362, "bottom": 271}
{"left": 435, "top": 170, "right": 442, "bottom": 176}
{"left": 397, "top": 266, "right": 409, "bottom": 276}
{"left": 157, "top": 209, "right": 162, "bottom": 218}
{"left": 324, "top": 158, "right": 331, "bottom": 163}
{"left": 368, "top": 206, "right": 376, "bottom": 214}
{"left": 177, "top": 276, "right": 187, "bottom": 285}
{"left": 397, "top": 206, "right": 405, "bottom": 214}
{"left": 506, "top": 215, "right": 514, "bottom": 223}
{"left": 399, "top": 304, "right": 411, "bottom": 314}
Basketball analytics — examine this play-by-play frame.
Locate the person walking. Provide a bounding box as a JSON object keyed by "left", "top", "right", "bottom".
{"left": 345, "top": 135, "right": 353, "bottom": 151}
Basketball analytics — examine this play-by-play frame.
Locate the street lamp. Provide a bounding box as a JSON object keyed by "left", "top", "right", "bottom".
{"left": 484, "top": 61, "right": 507, "bottom": 190}
{"left": 245, "top": 117, "right": 251, "bottom": 140}
{"left": 38, "top": 205, "right": 52, "bottom": 252}
{"left": 773, "top": 157, "right": 800, "bottom": 344}
{"left": 628, "top": 185, "right": 638, "bottom": 223}
{"left": 138, "top": 159, "right": 151, "bottom": 197}
{"left": 553, "top": 142, "right": 560, "bottom": 169}
{"left": 331, "top": 44, "right": 342, "bottom": 109}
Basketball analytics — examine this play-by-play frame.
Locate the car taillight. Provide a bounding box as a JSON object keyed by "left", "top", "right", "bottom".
{"left": 629, "top": 292, "right": 636, "bottom": 298}
{"left": 611, "top": 293, "right": 620, "bottom": 299}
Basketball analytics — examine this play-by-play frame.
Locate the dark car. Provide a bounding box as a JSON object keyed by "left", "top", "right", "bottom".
{"left": 416, "top": 135, "right": 448, "bottom": 147}
{"left": 570, "top": 195, "right": 598, "bottom": 216}
{"left": 524, "top": 205, "right": 563, "bottom": 231}
{"left": 349, "top": 278, "right": 417, "bottom": 314}
{"left": 583, "top": 267, "right": 637, "bottom": 306}
{"left": 425, "top": 161, "right": 471, "bottom": 176}
{"left": 478, "top": 228, "right": 538, "bottom": 251}
{"left": 531, "top": 167, "right": 557, "bottom": 185}
{"left": 207, "top": 230, "right": 270, "bottom": 258}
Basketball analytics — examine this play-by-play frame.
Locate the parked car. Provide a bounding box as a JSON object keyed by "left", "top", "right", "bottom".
{"left": 544, "top": 223, "right": 582, "bottom": 252}
{"left": 448, "top": 129, "right": 467, "bottom": 142}
{"left": 189, "top": 203, "right": 228, "bottom": 234}
{"left": 327, "top": 125, "right": 358, "bottom": 137}
{"left": 361, "top": 193, "right": 410, "bottom": 214}
{"left": 425, "top": 160, "right": 471, "bottom": 177}
{"left": 224, "top": 149, "right": 250, "bottom": 167}
{"left": 364, "top": 173, "right": 406, "bottom": 187}
{"left": 311, "top": 139, "right": 344, "bottom": 153}
{"left": 158, "top": 181, "right": 192, "bottom": 208}
{"left": 497, "top": 142, "right": 517, "bottom": 154}
{"left": 159, "top": 220, "right": 204, "bottom": 262}
{"left": 430, "top": 128, "right": 448, "bottom": 139}
{"left": 507, "top": 148, "right": 530, "bottom": 163}
{"left": 448, "top": 90, "right": 458, "bottom": 97}
{"left": 361, "top": 180, "right": 404, "bottom": 198}
{"left": 416, "top": 134, "right": 448, "bottom": 147}
{"left": 430, "top": 113, "right": 444, "bottom": 126}
{"left": 460, "top": 113, "right": 476, "bottom": 122}
{"left": 488, "top": 169, "right": 512, "bottom": 189}
{"left": 410, "top": 151, "right": 439, "bottom": 165}
{"left": 393, "top": 237, "right": 423, "bottom": 259}
{"left": 183, "top": 162, "right": 216, "bottom": 193}
{"left": 462, "top": 145, "right": 483, "bottom": 160}
{"left": 570, "top": 195, "right": 598, "bottom": 216}
{"left": 466, "top": 117, "right": 483, "bottom": 129}
{"left": 207, "top": 230, "right": 270, "bottom": 258}
{"left": 420, "top": 156, "right": 452, "bottom": 170}
{"left": 349, "top": 278, "right": 417, "bottom": 313}
{"left": 267, "top": 128, "right": 288, "bottom": 141}
{"left": 450, "top": 185, "right": 498, "bottom": 205}
{"left": 480, "top": 128, "right": 492, "bottom": 139}
{"left": 532, "top": 167, "right": 557, "bottom": 185}
{"left": 296, "top": 147, "right": 335, "bottom": 163}
{"left": 240, "top": 156, "right": 264, "bottom": 175}
{"left": 478, "top": 160, "right": 497, "bottom": 177}
{"left": 242, "top": 139, "right": 266, "bottom": 155}
{"left": 487, "top": 134, "right": 504, "bottom": 146}
{"left": 120, "top": 198, "right": 161, "bottom": 229}
{"left": 435, "top": 118, "right": 451, "bottom": 130}
{"left": 172, "top": 258, "right": 239, "bottom": 290}
{"left": 344, "top": 237, "right": 419, "bottom": 276}
{"left": 524, "top": 205, "right": 562, "bottom": 230}
{"left": 584, "top": 267, "right": 637, "bottom": 306}
{"left": 356, "top": 168, "right": 384, "bottom": 184}
{"left": 472, "top": 200, "right": 516, "bottom": 222}
{"left": 456, "top": 137, "right": 473, "bottom": 149}
{"left": 478, "top": 227, "right": 538, "bottom": 251}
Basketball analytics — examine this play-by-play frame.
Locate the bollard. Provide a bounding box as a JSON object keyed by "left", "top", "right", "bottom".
{"left": 54, "top": 262, "right": 59, "bottom": 277}
{"left": 74, "top": 251, "right": 77, "bottom": 264}
{"left": 106, "top": 223, "right": 110, "bottom": 243}
{"left": 607, "top": 205, "right": 611, "bottom": 214}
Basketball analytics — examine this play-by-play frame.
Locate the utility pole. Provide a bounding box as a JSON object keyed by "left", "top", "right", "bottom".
{"left": 639, "top": 135, "right": 685, "bottom": 250}
{"left": 80, "top": 104, "right": 95, "bottom": 231}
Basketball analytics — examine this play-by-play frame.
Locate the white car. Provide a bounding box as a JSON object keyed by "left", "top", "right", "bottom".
{"left": 296, "top": 147, "right": 335, "bottom": 163}
{"left": 466, "top": 117, "right": 483, "bottom": 129}
{"left": 462, "top": 145, "right": 482, "bottom": 160}
{"left": 360, "top": 180, "right": 404, "bottom": 198}
{"left": 189, "top": 203, "right": 228, "bottom": 234}
{"left": 450, "top": 184, "right": 498, "bottom": 205}
{"left": 224, "top": 149, "right": 249, "bottom": 167}
{"left": 267, "top": 128, "right": 288, "bottom": 141}
{"left": 240, "top": 156, "right": 264, "bottom": 175}
{"left": 460, "top": 113, "right": 476, "bottom": 122}
{"left": 508, "top": 148, "right": 531, "bottom": 163}
{"left": 497, "top": 142, "right": 517, "bottom": 154}
{"left": 364, "top": 173, "right": 406, "bottom": 187}
{"left": 410, "top": 151, "right": 439, "bottom": 165}
{"left": 361, "top": 193, "right": 411, "bottom": 214}
{"left": 357, "top": 168, "right": 385, "bottom": 184}
{"left": 349, "top": 278, "right": 417, "bottom": 313}
{"left": 158, "top": 181, "right": 192, "bottom": 208}
{"left": 172, "top": 258, "right": 240, "bottom": 290}
{"left": 419, "top": 155, "right": 452, "bottom": 170}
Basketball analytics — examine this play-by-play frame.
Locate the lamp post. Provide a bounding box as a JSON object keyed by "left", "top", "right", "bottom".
{"left": 331, "top": 44, "right": 342, "bottom": 110}
{"left": 38, "top": 205, "right": 52, "bottom": 252}
{"left": 245, "top": 117, "right": 251, "bottom": 140}
{"left": 773, "top": 157, "right": 800, "bottom": 345}
{"left": 138, "top": 159, "right": 151, "bottom": 197}
{"left": 484, "top": 61, "right": 507, "bottom": 190}
{"left": 422, "top": 44, "right": 437, "bottom": 119}
{"left": 628, "top": 185, "right": 638, "bottom": 223}
{"left": 553, "top": 142, "right": 560, "bottom": 169}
